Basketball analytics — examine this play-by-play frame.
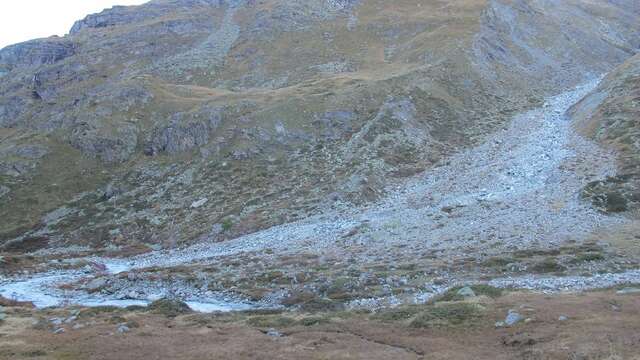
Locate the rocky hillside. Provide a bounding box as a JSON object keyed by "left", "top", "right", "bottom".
{"left": 573, "top": 53, "right": 640, "bottom": 214}
{"left": 1, "top": 0, "right": 639, "bottom": 251}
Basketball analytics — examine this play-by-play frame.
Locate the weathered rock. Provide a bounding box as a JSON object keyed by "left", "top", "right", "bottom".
{"left": 616, "top": 287, "right": 640, "bottom": 295}
{"left": 504, "top": 310, "right": 524, "bottom": 326}
{"left": 117, "top": 324, "right": 130, "bottom": 333}
{"left": 0, "top": 185, "right": 9, "bottom": 198}
{"left": 456, "top": 286, "right": 476, "bottom": 298}
{"left": 86, "top": 278, "right": 107, "bottom": 292}
{"left": 0, "top": 38, "right": 75, "bottom": 69}
{"left": 191, "top": 198, "right": 208, "bottom": 208}
{"left": 145, "top": 109, "right": 222, "bottom": 156}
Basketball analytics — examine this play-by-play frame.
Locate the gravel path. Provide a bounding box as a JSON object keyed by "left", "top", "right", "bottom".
{"left": 1, "top": 78, "right": 638, "bottom": 311}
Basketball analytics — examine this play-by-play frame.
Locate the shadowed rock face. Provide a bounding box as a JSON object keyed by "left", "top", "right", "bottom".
{"left": 0, "top": 0, "right": 638, "bottom": 249}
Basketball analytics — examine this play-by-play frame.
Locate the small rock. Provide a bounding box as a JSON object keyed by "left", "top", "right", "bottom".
{"left": 72, "top": 323, "right": 85, "bottom": 330}
{"left": 191, "top": 198, "right": 208, "bottom": 208}
{"left": 495, "top": 321, "right": 505, "bottom": 328}
{"left": 456, "top": 286, "right": 476, "bottom": 298}
{"left": 266, "top": 328, "right": 282, "bottom": 337}
{"left": 49, "top": 318, "right": 63, "bottom": 326}
{"left": 117, "top": 324, "right": 130, "bottom": 333}
{"left": 85, "top": 278, "right": 107, "bottom": 292}
{"left": 0, "top": 313, "right": 6, "bottom": 321}
{"left": 504, "top": 310, "right": 524, "bottom": 326}
{"left": 558, "top": 315, "right": 568, "bottom": 321}
{"left": 64, "top": 316, "right": 77, "bottom": 324}
{"left": 616, "top": 287, "right": 640, "bottom": 295}
{"left": 53, "top": 328, "right": 65, "bottom": 334}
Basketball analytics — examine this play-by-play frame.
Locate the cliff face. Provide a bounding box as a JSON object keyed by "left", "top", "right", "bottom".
{"left": 0, "top": 0, "right": 638, "bottom": 250}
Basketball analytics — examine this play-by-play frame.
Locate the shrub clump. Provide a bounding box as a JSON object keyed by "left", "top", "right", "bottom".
{"left": 531, "top": 258, "right": 567, "bottom": 274}
{"left": 148, "top": 299, "right": 192, "bottom": 317}
{"left": 438, "top": 285, "right": 503, "bottom": 302}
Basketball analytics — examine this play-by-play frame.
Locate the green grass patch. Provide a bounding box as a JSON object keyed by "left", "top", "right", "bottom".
{"left": 148, "top": 299, "right": 192, "bottom": 317}
{"left": 438, "top": 285, "right": 503, "bottom": 302}
{"left": 78, "top": 306, "right": 121, "bottom": 318}
{"left": 410, "top": 303, "right": 484, "bottom": 328}
{"left": 530, "top": 258, "right": 567, "bottom": 274}
{"left": 246, "top": 315, "right": 296, "bottom": 328}
{"left": 298, "top": 316, "right": 331, "bottom": 326}
{"left": 370, "top": 306, "right": 422, "bottom": 322}
{"left": 482, "top": 257, "right": 517, "bottom": 268}
{"left": 570, "top": 252, "right": 605, "bottom": 264}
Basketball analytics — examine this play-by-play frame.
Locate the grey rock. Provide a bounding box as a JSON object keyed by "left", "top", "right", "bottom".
{"left": 504, "top": 310, "right": 524, "bottom": 326}
{"left": 72, "top": 323, "right": 85, "bottom": 330}
{"left": 53, "top": 328, "right": 65, "bottom": 334}
{"left": 558, "top": 315, "right": 568, "bottom": 321}
{"left": 86, "top": 278, "right": 107, "bottom": 291}
{"left": 102, "top": 183, "right": 124, "bottom": 201}
{"left": 191, "top": 198, "right": 209, "bottom": 208}
{"left": 11, "top": 145, "right": 49, "bottom": 159}
{"left": 266, "top": 328, "right": 282, "bottom": 337}
{"left": 0, "top": 38, "right": 75, "bottom": 69}
{"left": 69, "top": 121, "right": 139, "bottom": 163}
{"left": 49, "top": 318, "right": 63, "bottom": 326}
{"left": 456, "top": 286, "right": 476, "bottom": 298}
{"left": 616, "top": 287, "right": 640, "bottom": 295}
{"left": 0, "top": 185, "right": 9, "bottom": 198}
{"left": 117, "top": 324, "right": 130, "bottom": 333}
{"left": 145, "top": 108, "right": 222, "bottom": 156}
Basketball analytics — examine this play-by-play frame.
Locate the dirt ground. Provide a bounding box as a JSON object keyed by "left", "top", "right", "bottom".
{"left": 1, "top": 289, "right": 639, "bottom": 360}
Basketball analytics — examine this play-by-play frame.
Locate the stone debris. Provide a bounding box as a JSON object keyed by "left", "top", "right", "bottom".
{"left": 117, "top": 324, "right": 130, "bottom": 334}
{"left": 504, "top": 310, "right": 524, "bottom": 326}
{"left": 456, "top": 287, "right": 476, "bottom": 298}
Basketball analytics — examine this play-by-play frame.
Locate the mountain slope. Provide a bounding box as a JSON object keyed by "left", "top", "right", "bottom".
{"left": 1, "top": 0, "right": 639, "bottom": 251}
{"left": 572, "top": 53, "right": 640, "bottom": 214}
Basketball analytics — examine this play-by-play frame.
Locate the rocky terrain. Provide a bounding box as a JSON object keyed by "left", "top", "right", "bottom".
{"left": 1, "top": 0, "right": 639, "bottom": 249}
{"left": 1, "top": 1, "right": 640, "bottom": 359}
